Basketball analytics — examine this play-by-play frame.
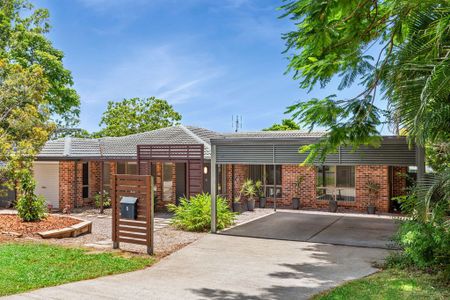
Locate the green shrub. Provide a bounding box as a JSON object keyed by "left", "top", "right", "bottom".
{"left": 94, "top": 191, "right": 111, "bottom": 208}
{"left": 17, "top": 194, "right": 47, "bottom": 222}
{"left": 16, "top": 172, "right": 47, "bottom": 222}
{"left": 167, "top": 193, "right": 235, "bottom": 232}
{"left": 393, "top": 219, "right": 450, "bottom": 276}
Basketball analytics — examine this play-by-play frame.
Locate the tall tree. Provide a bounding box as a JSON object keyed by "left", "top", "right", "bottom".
{"left": 281, "top": 0, "right": 450, "bottom": 163}
{"left": 0, "top": 0, "right": 79, "bottom": 220}
{"left": 0, "top": 60, "right": 53, "bottom": 221}
{"left": 0, "top": 0, "right": 80, "bottom": 122}
{"left": 263, "top": 119, "right": 300, "bottom": 131}
{"left": 94, "top": 97, "right": 182, "bottom": 137}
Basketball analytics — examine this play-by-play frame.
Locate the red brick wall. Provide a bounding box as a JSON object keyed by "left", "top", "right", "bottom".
{"left": 392, "top": 166, "right": 408, "bottom": 197}
{"left": 227, "top": 164, "right": 248, "bottom": 200}
{"left": 225, "top": 164, "right": 392, "bottom": 213}
{"left": 59, "top": 161, "right": 83, "bottom": 210}
{"left": 279, "top": 165, "right": 317, "bottom": 208}
{"left": 356, "top": 165, "right": 390, "bottom": 212}
{"left": 87, "top": 161, "right": 101, "bottom": 204}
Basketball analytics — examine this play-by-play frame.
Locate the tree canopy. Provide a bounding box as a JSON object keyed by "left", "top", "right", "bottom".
{"left": 0, "top": 0, "right": 78, "bottom": 220}
{"left": 263, "top": 119, "right": 300, "bottom": 131}
{"left": 0, "top": 0, "right": 80, "bottom": 121}
{"left": 281, "top": 0, "right": 450, "bottom": 163}
{"left": 93, "top": 97, "right": 182, "bottom": 137}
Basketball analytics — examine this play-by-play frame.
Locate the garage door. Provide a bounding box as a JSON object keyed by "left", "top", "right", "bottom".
{"left": 33, "top": 162, "right": 60, "bottom": 209}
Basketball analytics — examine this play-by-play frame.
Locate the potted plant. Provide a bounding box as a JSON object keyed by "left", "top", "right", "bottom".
{"left": 241, "top": 179, "right": 257, "bottom": 211}
{"left": 255, "top": 180, "right": 266, "bottom": 208}
{"left": 292, "top": 175, "right": 305, "bottom": 210}
{"left": 366, "top": 181, "right": 380, "bottom": 214}
{"left": 232, "top": 197, "right": 241, "bottom": 213}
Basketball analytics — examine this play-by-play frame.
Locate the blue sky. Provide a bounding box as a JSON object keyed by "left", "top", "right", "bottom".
{"left": 34, "top": 0, "right": 383, "bottom": 133}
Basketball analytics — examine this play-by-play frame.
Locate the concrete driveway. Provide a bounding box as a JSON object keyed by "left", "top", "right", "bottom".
{"left": 221, "top": 211, "right": 399, "bottom": 249}
{"left": 7, "top": 233, "right": 390, "bottom": 300}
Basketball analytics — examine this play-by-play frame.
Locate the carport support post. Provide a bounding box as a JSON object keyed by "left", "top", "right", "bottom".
{"left": 211, "top": 145, "right": 217, "bottom": 233}
{"left": 273, "top": 164, "right": 276, "bottom": 212}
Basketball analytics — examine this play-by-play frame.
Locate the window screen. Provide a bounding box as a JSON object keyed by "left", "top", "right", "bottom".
{"left": 336, "top": 166, "right": 355, "bottom": 187}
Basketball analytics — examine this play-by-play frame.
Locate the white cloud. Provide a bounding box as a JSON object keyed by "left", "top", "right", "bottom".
{"left": 76, "top": 43, "right": 223, "bottom": 107}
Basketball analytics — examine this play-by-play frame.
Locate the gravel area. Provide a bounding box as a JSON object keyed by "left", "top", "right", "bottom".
{"left": 0, "top": 207, "right": 274, "bottom": 258}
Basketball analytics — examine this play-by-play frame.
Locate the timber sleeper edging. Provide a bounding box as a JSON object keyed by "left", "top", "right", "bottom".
{"left": 38, "top": 216, "right": 92, "bottom": 239}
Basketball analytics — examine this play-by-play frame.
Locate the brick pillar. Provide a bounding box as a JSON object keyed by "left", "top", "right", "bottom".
{"left": 281, "top": 165, "right": 317, "bottom": 208}
{"left": 356, "top": 165, "right": 390, "bottom": 213}
{"left": 171, "top": 162, "right": 177, "bottom": 204}
{"left": 233, "top": 164, "right": 248, "bottom": 200}
{"left": 88, "top": 161, "right": 102, "bottom": 202}
{"left": 76, "top": 162, "right": 83, "bottom": 207}
{"left": 392, "top": 166, "right": 408, "bottom": 197}
{"left": 59, "top": 161, "right": 83, "bottom": 210}
{"left": 155, "top": 162, "right": 164, "bottom": 211}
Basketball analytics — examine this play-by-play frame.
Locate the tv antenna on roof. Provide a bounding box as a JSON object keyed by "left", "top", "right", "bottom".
{"left": 232, "top": 115, "right": 242, "bottom": 132}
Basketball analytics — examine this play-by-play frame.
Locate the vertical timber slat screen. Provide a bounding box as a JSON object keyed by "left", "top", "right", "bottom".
{"left": 137, "top": 144, "right": 204, "bottom": 198}
{"left": 112, "top": 174, "right": 154, "bottom": 255}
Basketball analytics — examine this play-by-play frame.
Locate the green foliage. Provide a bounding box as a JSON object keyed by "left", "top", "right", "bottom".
{"left": 0, "top": 1, "right": 77, "bottom": 221}
{"left": 0, "top": 243, "right": 153, "bottom": 296}
{"left": 313, "top": 268, "right": 450, "bottom": 300}
{"left": 263, "top": 119, "right": 300, "bottom": 131}
{"left": 168, "top": 193, "right": 235, "bottom": 232}
{"left": 240, "top": 179, "right": 257, "bottom": 200}
{"left": 93, "top": 97, "right": 182, "bottom": 137}
{"left": 0, "top": 0, "right": 79, "bottom": 120}
{"left": 254, "top": 180, "right": 264, "bottom": 198}
{"left": 16, "top": 171, "right": 47, "bottom": 222}
{"left": 94, "top": 191, "right": 111, "bottom": 209}
{"left": 0, "top": 60, "right": 54, "bottom": 221}
{"left": 395, "top": 220, "right": 450, "bottom": 276}
{"left": 281, "top": 0, "right": 450, "bottom": 162}
{"left": 390, "top": 169, "right": 450, "bottom": 275}
{"left": 427, "top": 142, "right": 450, "bottom": 173}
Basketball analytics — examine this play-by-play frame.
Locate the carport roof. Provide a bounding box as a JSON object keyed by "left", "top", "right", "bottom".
{"left": 37, "top": 125, "right": 222, "bottom": 160}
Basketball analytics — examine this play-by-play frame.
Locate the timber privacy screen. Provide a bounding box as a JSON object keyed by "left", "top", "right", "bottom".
{"left": 137, "top": 144, "right": 204, "bottom": 198}
{"left": 111, "top": 174, "right": 154, "bottom": 255}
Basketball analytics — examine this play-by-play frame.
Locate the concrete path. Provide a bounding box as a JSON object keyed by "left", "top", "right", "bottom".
{"left": 6, "top": 234, "right": 389, "bottom": 300}
{"left": 222, "top": 211, "right": 399, "bottom": 249}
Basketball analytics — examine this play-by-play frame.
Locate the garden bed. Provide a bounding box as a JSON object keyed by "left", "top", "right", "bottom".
{"left": 0, "top": 214, "right": 81, "bottom": 238}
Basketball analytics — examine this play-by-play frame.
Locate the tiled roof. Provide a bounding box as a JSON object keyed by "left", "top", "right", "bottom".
{"left": 37, "top": 125, "right": 221, "bottom": 160}
{"left": 37, "top": 125, "right": 326, "bottom": 160}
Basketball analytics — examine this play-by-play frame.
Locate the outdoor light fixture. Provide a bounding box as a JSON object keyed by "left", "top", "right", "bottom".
{"left": 203, "top": 166, "right": 208, "bottom": 174}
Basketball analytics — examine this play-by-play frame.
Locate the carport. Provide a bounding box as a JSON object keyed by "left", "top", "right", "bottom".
{"left": 220, "top": 211, "right": 399, "bottom": 249}
{"left": 209, "top": 134, "right": 424, "bottom": 247}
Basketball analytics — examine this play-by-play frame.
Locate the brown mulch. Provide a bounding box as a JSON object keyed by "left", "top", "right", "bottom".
{"left": 0, "top": 214, "right": 81, "bottom": 237}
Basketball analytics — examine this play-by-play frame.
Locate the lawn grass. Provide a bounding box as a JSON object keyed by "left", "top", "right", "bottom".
{"left": 0, "top": 242, "right": 154, "bottom": 296}
{"left": 314, "top": 268, "right": 450, "bottom": 300}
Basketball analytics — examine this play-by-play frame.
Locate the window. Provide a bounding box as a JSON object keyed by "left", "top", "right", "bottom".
{"left": 217, "top": 164, "right": 228, "bottom": 196}
{"left": 317, "top": 165, "right": 355, "bottom": 201}
{"left": 247, "top": 165, "right": 282, "bottom": 198}
{"left": 162, "top": 163, "right": 173, "bottom": 202}
{"left": 82, "top": 162, "right": 89, "bottom": 198}
{"left": 102, "top": 162, "right": 111, "bottom": 193}
{"left": 116, "top": 162, "right": 138, "bottom": 175}
{"left": 265, "top": 165, "right": 282, "bottom": 198}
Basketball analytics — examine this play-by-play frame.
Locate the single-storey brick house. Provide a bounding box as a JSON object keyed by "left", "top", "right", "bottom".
{"left": 33, "top": 125, "right": 418, "bottom": 213}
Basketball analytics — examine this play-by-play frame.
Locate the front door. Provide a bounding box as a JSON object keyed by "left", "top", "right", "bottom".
{"left": 175, "top": 163, "right": 186, "bottom": 205}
